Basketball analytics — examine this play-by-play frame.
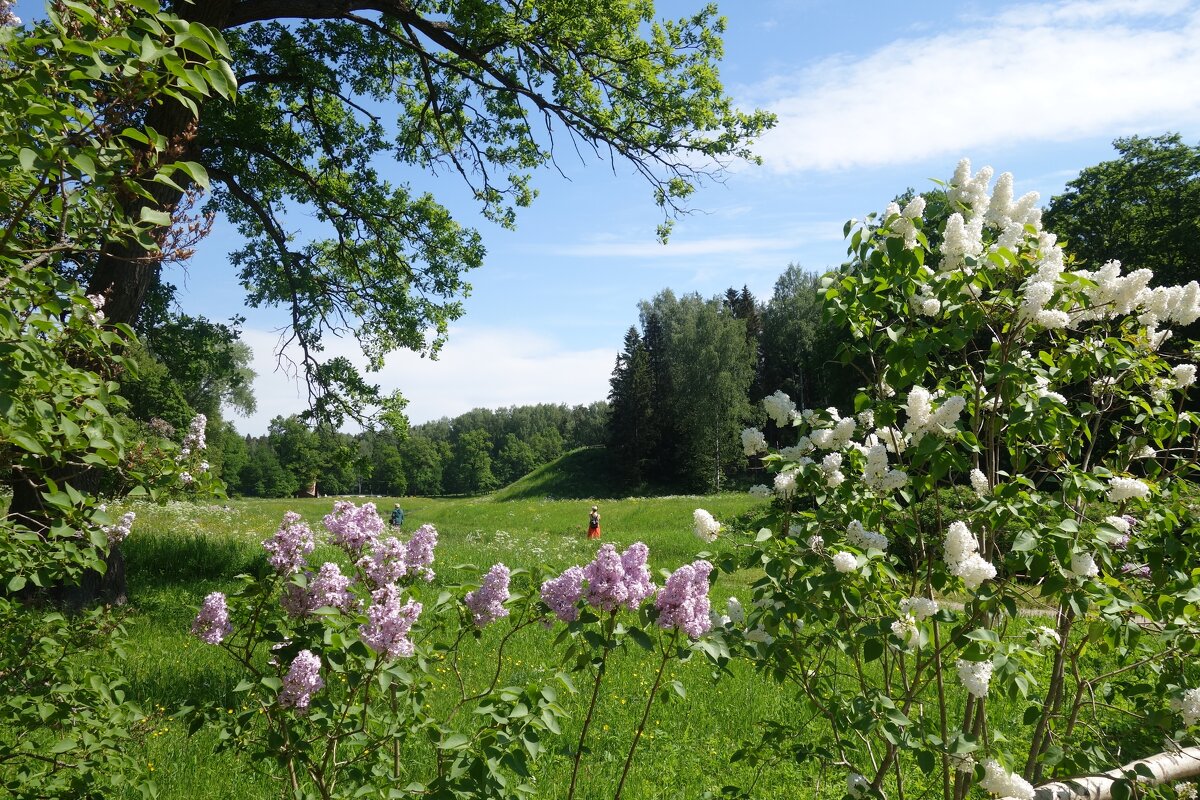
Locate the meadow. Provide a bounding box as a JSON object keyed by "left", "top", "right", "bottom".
{"left": 113, "top": 486, "right": 818, "bottom": 799}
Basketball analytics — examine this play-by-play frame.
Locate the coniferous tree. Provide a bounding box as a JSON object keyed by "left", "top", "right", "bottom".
{"left": 607, "top": 327, "right": 656, "bottom": 485}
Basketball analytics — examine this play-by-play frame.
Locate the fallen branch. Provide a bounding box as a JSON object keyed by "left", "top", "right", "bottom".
{"left": 1036, "top": 747, "right": 1200, "bottom": 800}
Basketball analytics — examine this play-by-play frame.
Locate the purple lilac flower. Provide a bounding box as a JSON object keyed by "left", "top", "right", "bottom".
{"left": 281, "top": 582, "right": 310, "bottom": 618}
{"left": 1121, "top": 562, "right": 1152, "bottom": 579}
{"left": 655, "top": 560, "right": 714, "bottom": 638}
{"left": 309, "top": 562, "right": 357, "bottom": 612}
{"left": 360, "top": 584, "right": 422, "bottom": 660}
{"left": 580, "top": 543, "right": 657, "bottom": 613}
{"left": 323, "top": 500, "right": 384, "bottom": 555}
{"left": 541, "top": 566, "right": 585, "bottom": 622}
{"left": 181, "top": 413, "right": 207, "bottom": 452}
{"left": 404, "top": 523, "right": 438, "bottom": 581}
{"left": 103, "top": 511, "right": 136, "bottom": 546}
{"left": 619, "top": 542, "right": 656, "bottom": 609}
{"left": 279, "top": 650, "right": 324, "bottom": 713}
{"left": 1112, "top": 533, "right": 1131, "bottom": 551}
{"left": 583, "top": 544, "right": 629, "bottom": 611}
{"left": 191, "top": 592, "right": 232, "bottom": 644}
{"left": 1, "top": 2, "right": 21, "bottom": 27}
{"left": 263, "top": 511, "right": 315, "bottom": 574}
{"left": 357, "top": 536, "right": 407, "bottom": 587}
{"left": 464, "top": 564, "right": 511, "bottom": 626}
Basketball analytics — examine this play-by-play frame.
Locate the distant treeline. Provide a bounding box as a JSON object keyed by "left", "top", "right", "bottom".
{"left": 210, "top": 402, "right": 609, "bottom": 498}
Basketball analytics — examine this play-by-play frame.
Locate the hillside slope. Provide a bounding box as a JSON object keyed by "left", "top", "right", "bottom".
{"left": 492, "top": 446, "right": 621, "bottom": 501}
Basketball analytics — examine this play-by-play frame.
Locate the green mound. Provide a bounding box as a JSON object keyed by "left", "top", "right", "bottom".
{"left": 492, "top": 446, "right": 621, "bottom": 501}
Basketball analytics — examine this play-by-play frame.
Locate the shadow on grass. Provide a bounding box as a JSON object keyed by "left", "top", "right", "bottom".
{"left": 124, "top": 528, "right": 268, "bottom": 590}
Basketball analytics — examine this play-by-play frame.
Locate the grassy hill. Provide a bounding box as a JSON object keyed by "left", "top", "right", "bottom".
{"left": 492, "top": 445, "right": 622, "bottom": 501}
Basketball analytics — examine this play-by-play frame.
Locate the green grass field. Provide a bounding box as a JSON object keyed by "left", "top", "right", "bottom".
{"left": 113, "top": 469, "right": 817, "bottom": 799}
{"left": 90, "top": 451, "right": 1127, "bottom": 800}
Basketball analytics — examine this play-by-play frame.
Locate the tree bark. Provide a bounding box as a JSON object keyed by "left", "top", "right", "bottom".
{"left": 1035, "top": 747, "right": 1200, "bottom": 800}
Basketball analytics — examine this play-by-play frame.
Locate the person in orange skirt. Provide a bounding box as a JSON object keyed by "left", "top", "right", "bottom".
{"left": 587, "top": 505, "right": 601, "bottom": 539}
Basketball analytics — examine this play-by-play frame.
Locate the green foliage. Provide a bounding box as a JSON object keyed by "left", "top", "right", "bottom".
{"left": 608, "top": 291, "right": 757, "bottom": 492}
{"left": 1044, "top": 133, "right": 1200, "bottom": 302}
{"left": 74, "top": 0, "right": 773, "bottom": 427}
{"left": 0, "top": 4, "right": 234, "bottom": 793}
{"left": 447, "top": 428, "right": 500, "bottom": 494}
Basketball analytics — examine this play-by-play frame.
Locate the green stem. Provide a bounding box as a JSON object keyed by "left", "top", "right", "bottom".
{"left": 567, "top": 613, "right": 615, "bottom": 800}
{"left": 614, "top": 634, "right": 675, "bottom": 800}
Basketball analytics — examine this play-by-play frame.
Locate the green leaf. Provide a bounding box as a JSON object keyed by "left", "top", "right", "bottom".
{"left": 139, "top": 206, "right": 172, "bottom": 226}
{"left": 439, "top": 733, "right": 470, "bottom": 750}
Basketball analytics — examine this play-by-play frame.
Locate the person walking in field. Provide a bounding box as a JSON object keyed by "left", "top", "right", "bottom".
{"left": 587, "top": 505, "right": 601, "bottom": 540}
{"left": 389, "top": 503, "right": 404, "bottom": 528}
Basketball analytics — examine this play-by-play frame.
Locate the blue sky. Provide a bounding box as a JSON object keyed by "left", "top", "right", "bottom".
{"left": 17, "top": 0, "right": 1200, "bottom": 432}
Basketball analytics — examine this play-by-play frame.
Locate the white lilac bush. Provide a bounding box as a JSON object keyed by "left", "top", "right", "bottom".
{"left": 189, "top": 500, "right": 726, "bottom": 799}
{"left": 728, "top": 161, "right": 1200, "bottom": 800}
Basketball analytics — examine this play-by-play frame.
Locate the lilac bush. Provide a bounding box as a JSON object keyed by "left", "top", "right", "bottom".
{"left": 190, "top": 500, "right": 730, "bottom": 799}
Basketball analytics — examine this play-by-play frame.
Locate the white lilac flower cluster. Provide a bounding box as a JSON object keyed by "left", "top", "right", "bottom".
{"left": 692, "top": 508, "right": 721, "bottom": 543}
{"left": 741, "top": 427, "right": 767, "bottom": 456}
{"left": 862, "top": 443, "right": 908, "bottom": 492}
{"left": 890, "top": 614, "right": 919, "bottom": 648}
{"left": 845, "top": 520, "right": 888, "bottom": 551}
{"left": 832, "top": 551, "right": 858, "bottom": 574}
{"left": 1177, "top": 784, "right": 1198, "bottom": 800}
{"left": 899, "top": 596, "right": 939, "bottom": 620}
{"left": 884, "top": 194, "right": 927, "bottom": 252}
{"left": 930, "top": 160, "right": 1200, "bottom": 343}
{"left": 84, "top": 293, "right": 106, "bottom": 325}
{"left": 764, "top": 390, "right": 796, "bottom": 427}
{"left": 1107, "top": 476, "right": 1150, "bottom": 503}
{"left": 957, "top": 659, "right": 994, "bottom": 698}
{"left": 979, "top": 759, "right": 1034, "bottom": 800}
{"left": 904, "top": 387, "right": 966, "bottom": 445}
{"left": 753, "top": 391, "right": 912, "bottom": 502}
{"left": 1066, "top": 551, "right": 1100, "bottom": 580}
{"left": 820, "top": 452, "right": 844, "bottom": 488}
{"left": 944, "top": 521, "right": 996, "bottom": 591}
{"left": 774, "top": 469, "right": 797, "bottom": 498}
{"left": 969, "top": 468, "right": 989, "bottom": 497}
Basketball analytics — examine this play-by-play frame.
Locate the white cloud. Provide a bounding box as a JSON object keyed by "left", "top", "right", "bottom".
{"left": 750, "top": 0, "right": 1200, "bottom": 172}
{"left": 230, "top": 326, "right": 615, "bottom": 434}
